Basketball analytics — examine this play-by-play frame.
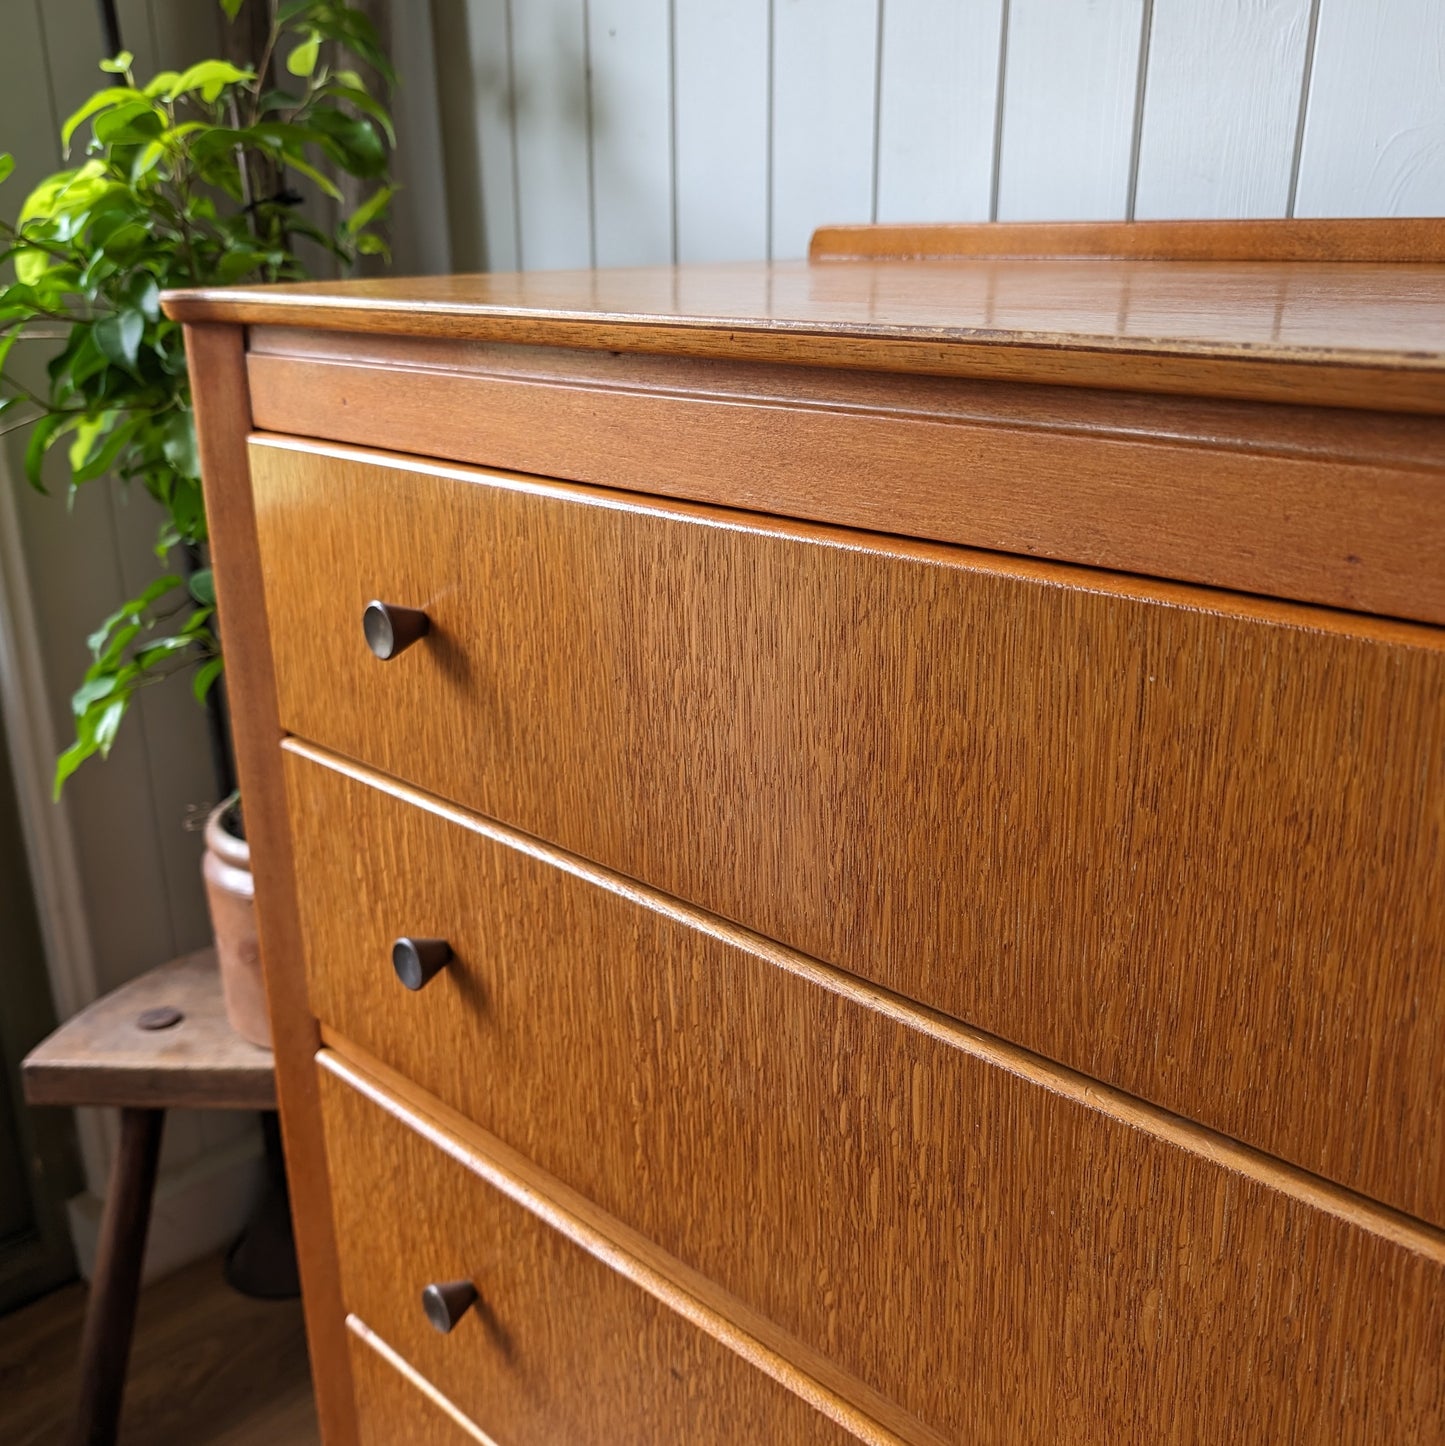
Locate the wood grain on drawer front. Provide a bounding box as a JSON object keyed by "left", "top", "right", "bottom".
{"left": 246, "top": 330, "right": 1445, "bottom": 627}
{"left": 253, "top": 437, "right": 1445, "bottom": 1226}
{"left": 317, "top": 1055, "right": 891, "bottom": 1446}
{"left": 289, "top": 747, "right": 1445, "bottom": 1446}
{"left": 347, "top": 1318, "right": 493, "bottom": 1445}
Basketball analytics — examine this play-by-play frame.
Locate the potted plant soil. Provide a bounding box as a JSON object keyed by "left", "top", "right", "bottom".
{"left": 0, "top": 0, "right": 396, "bottom": 1043}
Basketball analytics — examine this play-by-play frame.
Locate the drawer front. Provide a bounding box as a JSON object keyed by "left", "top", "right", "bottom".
{"left": 291, "top": 748, "right": 1445, "bottom": 1446}
{"left": 318, "top": 1055, "right": 881, "bottom": 1446}
{"left": 347, "top": 1318, "right": 491, "bottom": 1446}
{"left": 253, "top": 436, "right": 1445, "bottom": 1222}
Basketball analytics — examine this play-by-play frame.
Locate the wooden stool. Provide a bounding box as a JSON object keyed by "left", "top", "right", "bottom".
{"left": 21, "top": 947, "right": 275, "bottom": 1446}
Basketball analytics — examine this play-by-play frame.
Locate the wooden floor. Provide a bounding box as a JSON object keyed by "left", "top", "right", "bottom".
{"left": 0, "top": 1252, "right": 319, "bottom": 1445}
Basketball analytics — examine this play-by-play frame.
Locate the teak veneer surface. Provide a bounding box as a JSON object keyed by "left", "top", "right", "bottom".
{"left": 321, "top": 1060, "right": 887, "bottom": 1446}
{"left": 809, "top": 217, "right": 1445, "bottom": 262}
{"left": 324, "top": 1045, "right": 933, "bottom": 1446}
{"left": 297, "top": 813, "right": 1445, "bottom": 1445}
{"left": 163, "top": 257, "right": 1445, "bottom": 412}
{"left": 246, "top": 331, "right": 1445, "bottom": 626}
{"left": 254, "top": 439, "right": 1445, "bottom": 1228}
{"left": 184, "top": 325, "right": 358, "bottom": 1445}
{"left": 179, "top": 232, "right": 1445, "bottom": 1444}
{"left": 345, "top": 1321, "right": 490, "bottom": 1446}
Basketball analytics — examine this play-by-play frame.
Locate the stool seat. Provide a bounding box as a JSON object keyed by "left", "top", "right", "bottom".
{"left": 19, "top": 947, "right": 279, "bottom": 1446}
{"left": 22, "top": 947, "right": 274, "bottom": 1112}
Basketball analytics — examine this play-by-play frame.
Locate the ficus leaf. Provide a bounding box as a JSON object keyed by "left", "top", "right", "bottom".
{"left": 286, "top": 33, "right": 321, "bottom": 78}
{"left": 86, "top": 196, "right": 144, "bottom": 247}
{"left": 255, "top": 86, "right": 303, "bottom": 115}
{"left": 215, "top": 245, "right": 266, "bottom": 283}
{"left": 193, "top": 656, "right": 224, "bottom": 703}
{"left": 131, "top": 139, "right": 166, "bottom": 183}
{"left": 324, "top": 83, "right": 395, "bottom": 145}
{"left": 13, "top": 249, "right": 50, "bottom": 286}
{"left": 72, "top": 415, "right": 145, "bottom": 484}
{"left": 345, "top": 183, "right": 393, "bottom": 235}
{"left": 92, "top": 696, "right": 127, "bottom": 755}
{"left": 277, "top": 149, "right": 342, "bottom": 201}
{"left": 180, "top": 605, "right": 215, "bottom": 637}
{"left": 102, "top": 224, "right": 154, "bottom": 261}
{"left": 98, "top": 51, "right": 134, "bottom": 75}
{"left": 127, "top": 272, "right": 161, "bottom": 322}
{"left": 162, "top": 411, "right": 199, "bottom": 479}
{"left": 134, "top": 634, "right": 197, "bottom": 669}
{"left": 24, "top": 412, "right": 77, "bottom": 492}
{"left": 308, "top": 107, "right": 386, "bottom": 176}
{"left": 19, "top": 160, "right": 106, "bottom": 221}
{"left": 61, "top": 89, "right": 141, "bottom": 150}
{"left": 67, "top": 411, "right": 114, "bottom": 473}
{"left": 78, "top": 250, "right": 119, "bottom": 297}
{"left": 95, "top": 623, "right": 141, "bottom": 671}
{"left": 165, "top": 60, "right": 254, "bottom": 103}
{"left": 188, "top": 567, "right": 216, "bottom": 606}
{"left": 71, "top": 672, "right": 120, "bottom": 712}
{"left": 54, "top": 737, "right": 91, "bottom": 799}
{"left": 0, "top": 153, "right": 13, "bottom": 186}
{"left": 93, "top": 100, "right": 163, "bottom": 147}
{"left": 85, "top": 574, "right": 184, "bottom": 653}
{"left": 143, "top": 71, "right": 182, "bottom": 99}
{"left": 94, "top": 309, "right": 144, "bottom": 371}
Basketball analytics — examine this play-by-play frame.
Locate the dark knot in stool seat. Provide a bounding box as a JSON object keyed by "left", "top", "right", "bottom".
{"left": 136, "top": 1006, "right": 183, "bottom": 1032}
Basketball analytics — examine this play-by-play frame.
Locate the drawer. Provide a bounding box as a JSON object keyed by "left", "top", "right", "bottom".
{"left": 318, "top": 1052, "right": 892, "bottom": 1446}
{"left": 347, "top": 1317, "right": 491, "bottom": 1445}
{"left": 253, "top": 436, "right": 1445, "bottom": 1222}
{"left": 290, "top": 747, "right": 1445, "bottom": 1446}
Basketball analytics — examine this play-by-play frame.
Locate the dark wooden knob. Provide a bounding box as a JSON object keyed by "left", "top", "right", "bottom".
{"left": 422, "top": 1279, "right": 477, "bottom": 1334}
{"left": 363, "top": 600, "right": 429, "bottom": 660}
{"left": 392, "top": 937, "right": 452, "bottom": 991}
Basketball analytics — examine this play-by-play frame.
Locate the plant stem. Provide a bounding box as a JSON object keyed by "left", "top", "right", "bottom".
{"left": 247, "top": 0, "right": 283, "bottom": 127}
{"left": 0, "top": 410, "right": 43, "bottom": 437}
{"left": 0, "top": 373, "right": 89, "bottom": 411}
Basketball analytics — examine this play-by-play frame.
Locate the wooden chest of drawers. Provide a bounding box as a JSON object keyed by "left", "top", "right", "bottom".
{"left": 167, "top": 219, "right": 1445, "bottom": 1444}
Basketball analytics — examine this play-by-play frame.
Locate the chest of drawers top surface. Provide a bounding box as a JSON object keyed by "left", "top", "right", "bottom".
{"left": 167, "top": 219, "right": 1445, "bottom": 1446}
{"left": 165, "top": 216, "right": 1445, "bottom": 414}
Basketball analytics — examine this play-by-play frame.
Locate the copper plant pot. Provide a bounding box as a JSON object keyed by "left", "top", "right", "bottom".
{"left": 203, "top": 797, "right": 270, "bottom": 1047}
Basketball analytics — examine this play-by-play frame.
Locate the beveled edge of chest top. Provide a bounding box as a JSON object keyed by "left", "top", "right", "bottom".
{"left": 164, "top": 218, "right": 1445, "bottom": 415}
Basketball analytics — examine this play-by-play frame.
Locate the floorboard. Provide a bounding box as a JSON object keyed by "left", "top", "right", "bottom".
{"left": 0, "top": 1252, "right": 319, "bottom": 1445}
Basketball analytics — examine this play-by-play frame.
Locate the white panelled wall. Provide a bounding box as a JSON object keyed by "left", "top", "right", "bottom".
{"left": 432, "top": 0, "right": 1445, "bottom": 273}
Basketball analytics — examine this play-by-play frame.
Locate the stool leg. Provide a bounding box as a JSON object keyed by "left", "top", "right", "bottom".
{"left": 69, "top": 1107, "right": 165, "bottom": 1446}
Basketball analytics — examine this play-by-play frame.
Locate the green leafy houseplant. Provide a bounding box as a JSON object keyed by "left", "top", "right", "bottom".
{"left": 0, "top": 0, "right": 394, "bottom": 796}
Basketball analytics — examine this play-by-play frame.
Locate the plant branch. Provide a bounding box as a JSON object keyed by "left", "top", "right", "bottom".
{"left": 0, "top": 409, "right": 44, "bottom": 437}
{"left": 0, "top": 372, "right": 83, "bottom": 410}
{"left": 247, "top": 0, "right": 283, "bottom": 127}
